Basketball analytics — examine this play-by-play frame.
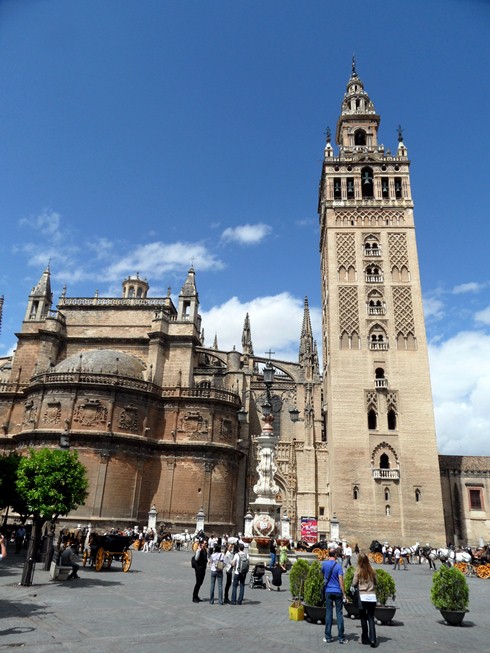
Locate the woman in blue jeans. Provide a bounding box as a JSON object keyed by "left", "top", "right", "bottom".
{"left": 209, "top": 545, "right": 224, "bottom": 604}
{"left": 322, "top": 548, "right": 348, "bottom": 644}
{"left": 352, "top": 553, "right": 378, "bottom": 647}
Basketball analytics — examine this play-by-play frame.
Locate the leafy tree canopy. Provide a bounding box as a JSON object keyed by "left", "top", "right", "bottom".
{"left": 0, "top": 452, "right": 30, "bottom": 520}
{"left": 16, "top": 448, "right": 88, "bottom": 522}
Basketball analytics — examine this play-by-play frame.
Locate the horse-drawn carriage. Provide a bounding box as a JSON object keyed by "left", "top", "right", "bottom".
{"left": 83, "top": 533, "right": 132, "bottom": 572}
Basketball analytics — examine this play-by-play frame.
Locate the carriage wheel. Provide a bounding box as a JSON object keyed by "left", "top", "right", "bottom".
{"left": 192, "top": 541, "right": 199, "bottom": 552}
{"left": 82, "top": 550, "right": 89, "bottom": 567}
{"left": 121, "top": 549, "right": 132, "bottom": 572}
{"left": 476, "top": 564, "right": 490, "bottom": 579}
{"left": 374, "top": 553, "right": 383, "bottom": 564}
{"left": 454, "top": 562, "right": 467, "bottom": 575}
{"left": 95, "top": 547, "right": 106, "bottom": 572}
{"left": 162, "top": 540, "right": 173, "bottom": 551}
{"left": 312, "top": 548, "right": 322, "bottom": 559}
{"left": 133, "top": 540, "right": 141, "bottom": 550}
{"left": 105, "top": 554, "right": 113, "bottom": 569}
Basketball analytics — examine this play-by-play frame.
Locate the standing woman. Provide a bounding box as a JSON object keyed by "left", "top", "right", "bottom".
{"left": 223, "top": 542, "right": 235, "bottom": 604}
{"left": 209, "top": 544, "right": 225, "bottom": 605}
{"left": 352, "top": 553, "right": 378, "bottom": 647}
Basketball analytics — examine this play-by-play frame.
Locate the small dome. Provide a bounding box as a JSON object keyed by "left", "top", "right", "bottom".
{"left": 54, "top": 349, "right": 146, "bottom": 378}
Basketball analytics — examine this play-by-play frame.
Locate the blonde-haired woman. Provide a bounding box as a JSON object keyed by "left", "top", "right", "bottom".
{"left": 351, "top": 553, "right": 377, "bottom": 647}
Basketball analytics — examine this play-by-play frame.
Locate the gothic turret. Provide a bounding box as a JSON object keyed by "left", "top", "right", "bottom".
{"left": 24, "top": 266, "right": 53, "bottom": 321}
{"left": 177, "top": 266, "right": 200, "bottom": 328}
{"left": 122, "top": 273, "right": 149, "bottom": 299}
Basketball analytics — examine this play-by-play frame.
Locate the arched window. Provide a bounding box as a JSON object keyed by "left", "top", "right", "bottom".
{"left": 375, "top": 367, "right": 385, "bottom": 379}
{"left": 385, "top": 505, "right": 391, "bottom": 516}
{"left": 355, "top": 129, "right": 366, "bottom": 146}
{"left": 361, "top": 166, "right": 374, "bottom": 198}
{"left": 384, "top": 488, "right": 390, "bottom": 501}
{"left": 387, "top": 409, "right": 397, "bottom": 430}
{"left": 368, "top": 409, "right": 377, "bottom": 430}
{"left": 353, "top": 486, "right": 359, "bottom": 500}
{"left": 136, "top": 287, "right": 143, "bottom": 298}
{"left": 380, "top": 453, "right": 390, "bottom": 469}
{"left": 415, "top": 489, "right": 421, "bottom": 503}
{"left": 128, "top": 286, "right": 135, "bottom": 298}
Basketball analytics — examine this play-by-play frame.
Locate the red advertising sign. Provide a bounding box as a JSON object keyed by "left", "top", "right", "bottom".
{"left": 301, "top": 516, "right": 318, "bottom": 543}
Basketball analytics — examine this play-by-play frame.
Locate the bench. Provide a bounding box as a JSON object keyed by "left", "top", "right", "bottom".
{"left": 49, "top": 560, "right": 73, "bottom": 581}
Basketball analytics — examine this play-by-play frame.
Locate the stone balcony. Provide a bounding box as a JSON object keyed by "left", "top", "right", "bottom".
{"left": 373, "top": 468, "right": 400, "bottom": 480}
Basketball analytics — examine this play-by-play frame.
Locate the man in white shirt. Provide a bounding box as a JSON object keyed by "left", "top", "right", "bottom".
{"left": 343, "top": 544, "right": 352, "bottom": 568}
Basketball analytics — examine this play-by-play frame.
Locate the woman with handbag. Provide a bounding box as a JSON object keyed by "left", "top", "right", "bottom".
{"left": 352, "top": 553, "right": 378, "bottom": 647}
{"left": 209, "top": 545, "right": 225, "bottom": 605}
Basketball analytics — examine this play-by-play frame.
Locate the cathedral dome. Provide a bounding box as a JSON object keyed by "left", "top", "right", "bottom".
{"left": 53, "top": 349, "right": 146, "bottom": 378}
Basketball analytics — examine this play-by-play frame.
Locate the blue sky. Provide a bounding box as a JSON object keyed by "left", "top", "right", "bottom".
{"left": 0, "top": 0, "right": 489, "bottom": 455}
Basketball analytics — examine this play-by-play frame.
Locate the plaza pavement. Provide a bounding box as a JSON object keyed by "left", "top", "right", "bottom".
{"left": 1, "top": 549, "right": 489, "bottom": 653}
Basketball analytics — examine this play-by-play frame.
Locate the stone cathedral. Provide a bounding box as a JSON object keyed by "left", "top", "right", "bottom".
{"left": 1, "top": 65, "right": 488, "bottom": 546}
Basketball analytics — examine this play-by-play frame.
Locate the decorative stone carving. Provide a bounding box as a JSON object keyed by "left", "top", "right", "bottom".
{"left": 119, "top": 404, "right": 140, "bottom": 432}
{"left": 42, "top": 401, "right": 62, "bottom": 425}
{"left": 23, "top": 400, "right": 38, "bottom": 426}
{"left": 179, "top": 410, "right": 208, "bottom": 436}
{"left": 219, "top": 418, "right": 232, "bottom": 439}
{"left": 73, "top": 399, "right": 108, "bottom": 426}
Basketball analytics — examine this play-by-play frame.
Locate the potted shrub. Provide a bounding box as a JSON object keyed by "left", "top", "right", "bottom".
{"left": 303, "top": 560, "right": 326, "bottom": 624}
{"left": 374, "top": 568, "right": 397, "bottom": 625}
{"left": 343, "top": 566, "right": 360, "bottom": 619}
{"left": 431, "top": 565, "right": 469, "bottom": 625}
{"left": 289, "top": 558, "right": 309, "bottom": 600}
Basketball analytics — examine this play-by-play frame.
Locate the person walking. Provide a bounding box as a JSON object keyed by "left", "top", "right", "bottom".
{"left": 322, "top": 548, "right": 348, "bottom": 644}
{"left": 392, "top": 546, "right": 401, "bottom": 570}
{"left": 192, "top": 539, "right": 207, "bottom": 603}
{"left": 344, "top": 543, "right": 352, "bottom": 568}
{"left": 209, "top": 545, "right": 225, "bottom": 605}
{"left": 231, "top": 543, "right": 249, "bottom": 605}
{"left": 351, "top": 553, "right": 377, "bottom": 647}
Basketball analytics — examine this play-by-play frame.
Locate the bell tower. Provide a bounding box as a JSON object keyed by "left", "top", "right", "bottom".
{"left": 318, "top": 61, "right": 446, "bottom": 545}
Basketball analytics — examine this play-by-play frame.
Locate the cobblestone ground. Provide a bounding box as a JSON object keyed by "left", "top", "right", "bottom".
{"left": 1, "top": 551, "right": 489, "bottom": 652}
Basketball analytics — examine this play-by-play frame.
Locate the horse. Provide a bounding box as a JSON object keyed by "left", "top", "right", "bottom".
{"left": 172, "top": 531, "right": 192, "bottom": 551}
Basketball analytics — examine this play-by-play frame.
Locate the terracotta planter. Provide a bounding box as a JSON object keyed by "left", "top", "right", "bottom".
{"left": 374, "top": 605, "right": 397, "bottom": 625}
{"left": 439, "top": 609, "right": 468, "bottom": 626}
{"left": 344, "top": 602, "right": 360, "bottom": 619}
{"left": 303, "top": 604, "right": 326, "bottom": 624}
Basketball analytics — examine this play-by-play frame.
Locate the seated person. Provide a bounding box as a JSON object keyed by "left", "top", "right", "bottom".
{"left": 61, "top": 544, "right": 81, "bottom": 580}
{"left": 265, "top": 561, "right": 286, "bottom": 591}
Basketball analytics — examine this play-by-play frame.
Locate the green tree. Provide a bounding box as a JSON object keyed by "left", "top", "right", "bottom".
{"left": 16, "top": 448, "right": 89, "bottom": 586}
{"left": 0, "top": 452, "right": 30, "bottom": 525}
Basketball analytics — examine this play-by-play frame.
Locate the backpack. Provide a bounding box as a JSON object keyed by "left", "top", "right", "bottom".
{"left": 237, "top": 552, "right": 249, "bottom": 575}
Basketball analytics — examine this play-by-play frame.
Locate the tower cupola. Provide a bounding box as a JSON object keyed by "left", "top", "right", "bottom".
{"left": 336, "top": 58, "right": 380, "bottom": 150}
{"left": 122, "top": 273, "right": 149, "bottom": 299}
{"left": 24, "top": 265, "right": 53, "bottom": 321}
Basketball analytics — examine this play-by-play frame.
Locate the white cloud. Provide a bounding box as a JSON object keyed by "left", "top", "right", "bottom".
{"left": 201, "top": 292, "right": 322, "bottom": 363}
{"left": 220, "top": 223, "right": 272, "bottom": 245}
{"left": 474, "top": 306, "right": 490, "bottom": 325}
{"left": 423, "top": 296, "right": 445, "bottom": 320}
{"left": 429, "top": 331, "right": 490, "bottom": 455}
{"left": 19, "top": 209, "right": 63, "bottom": 242}
{"left": 452, "top": 281, "right": 487, "bottom": 295}
{"left": 103, "top": 241, "right": 225, "bottom": 281}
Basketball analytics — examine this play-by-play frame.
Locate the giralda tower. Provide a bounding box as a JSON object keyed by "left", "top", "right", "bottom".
{"left": 318, "top": 62, "right": 446, "bottom": 545}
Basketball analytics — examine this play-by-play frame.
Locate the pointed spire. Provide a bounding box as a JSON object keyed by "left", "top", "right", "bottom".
{"left": 351, "top": 53, "right": 357, "bottom": 78}
{"left": 213, "top": 333, "right": 219, "bottom": 350}
{"left": 299, "top": 297, "right": 319, "bottom": 378}
{"left": 242, "top": 313, "right": 254, "bottom": 356}
{"left": 32, "top": 265, "right": 52, "bottom": 300}
{"left": 180, "top": 266, "right": 198, "bottom": 297}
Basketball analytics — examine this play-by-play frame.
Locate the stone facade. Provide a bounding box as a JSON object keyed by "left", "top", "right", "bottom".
{"left": 0, "top": 269, "right": 324, "bottom": 538}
